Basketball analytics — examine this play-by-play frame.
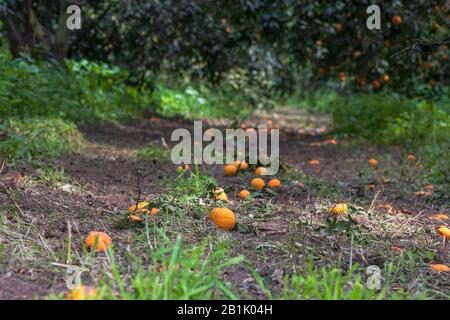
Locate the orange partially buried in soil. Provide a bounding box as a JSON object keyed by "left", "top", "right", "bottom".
{"left": 308, "top": 159, "right": 320, "bottom": 166}
{"left": 437, "top": 226, "right": 450, "bottom": 240}
{"left": 85, "top": 231, "right": 112, "bottom": 252}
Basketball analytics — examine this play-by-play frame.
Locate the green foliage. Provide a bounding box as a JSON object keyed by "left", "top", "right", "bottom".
{"left": 100, "top": 236, "right": 243, "bottom": 300}
{"left": 0, "top": 118, "right": 82, "bottom": 163}
{"left": 0, "top": 53, "right": 155, "bottom": 123}
{"left": 332, "top": 94, "right": 450, "bottom": 146}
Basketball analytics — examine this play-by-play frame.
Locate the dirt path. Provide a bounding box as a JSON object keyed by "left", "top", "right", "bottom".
{"left": 0, "top": 109, "right": 448, "bottom": 299}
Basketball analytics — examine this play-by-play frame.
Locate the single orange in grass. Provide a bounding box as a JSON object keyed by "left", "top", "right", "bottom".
{"left": 368, "top": 158, "right": 378, "bottom": 167}
{"left": 430, "top": 264, "right": 450, "bottom": 272}
{"left": 209, "top": 208, "right": 236, "bottom": 230}
{"left": 407, "top": 154, "right": 416, "bottom": 161}
{"left": 437, "top": 226, "right": 450, "bottom": 240}
{"left": 329, "top": 203, "right": 348, "bottom": 216}
{"left": 268, "top": 178, "right": 281, "bottom": 189}
{"left": 239, "top": 162, "right": 249, "bottom": 170}
{"left": 309, "top": 159, "right": 320, "bottom": 165}
{"left": 392, "top": 15, "right": 402, "bottom": 25}
{"left": 85, "top": 231, "right": 112, "bottom": 252}
{"left": 251, "top": 178, "right": 265, "bottom": 190}
{"left": 382, "top": 74, "right": 390, "bottom": 82}
{"left": 255, "top": 166, "right": 268, "bottom": 176}
{"left": 239, "top": 189, "right": 250, "bottom": 200}
{"left": 65, "top": 286, "right": 98, "bottom": 300}
{"left": 224, "top": 164, "right": 238, "bottom": 177}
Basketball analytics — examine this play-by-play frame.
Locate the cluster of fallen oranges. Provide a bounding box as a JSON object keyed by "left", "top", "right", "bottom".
{"left": 209, "top": 162, "right": 282, "bottom": 231}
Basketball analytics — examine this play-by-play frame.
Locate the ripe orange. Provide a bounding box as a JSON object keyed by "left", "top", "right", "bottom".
{"left": 232, "top": 160, "right": 241, "bottom": 168}
{"left": 176, "top": 164, "right": 191, "bottom": 172}
{"left": 224, "top": 164, "right": 238, "bottom": 177}
{"left": 392, "top": 15, "right": 402, "bottom": 25}
{"left": 368, "top": 158, "right": 378, "bottom": 167}
{"left": 367, "top": 184, "right": 376, "bottom": 190}
{"left": 407, "top": 154, "right": 416, "bottom": 161}
{"left": 267, "top": 179, "right": 281, "bottom": 189}
{"left": 255, "top": 166, "right": 268, "bottom": 176}
{"left": 215, "top": 192, "right": 228, "bottom": 201}
{"left": 251, "top": 178, "right": 265, "bottom": 190}
{"left": 85, "top": 231, "right": 112, "bottom": 252}
{"left": 309, "top": 159, "right": 320, "bottom": 165}
{"left": 127, "top": 201, "right": 149, "bottom": 212}
{"left": 437, "top": 226, "right": 450, "bottom": 240}
{"left": 239, "top": 162, "right": 249, "bottom": 170}
{"left": 430, "top": 264, "right": 450, "bottom": 272}
{"left": 239, "top": 189, "right": 250, "bottom": 200}
{"left": 329, "top": 203, "right": 348, "bottom": 216}
{"left": 149, "top": 207, "right": 160, "bottom": 215}
{"left": 372, "top": 79, "right": 381, "bottom": 89}
{"left": 65, "top": 286, "right": 97, "bottom": 300}
{"left": 382, "top": 74, "right": 390, "bottom": 82}
{"left": 209, "top": 208, "right": 236, "bottom": 230}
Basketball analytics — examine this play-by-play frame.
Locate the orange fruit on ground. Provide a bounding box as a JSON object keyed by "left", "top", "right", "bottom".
{"left": 232, "top": 160, "right": 241, "bottom": 168}
{"left": 437, "top": 226, "right": 450, "bottom": 240}
{"left": 315, "top": 40, "right": 322, "bottom": 47}
{"left": 367, "top": 184, "right": 376, "bottom": 190}
{"left": 224, "top": 164, "right": 238, "bottom": 177}
{"left": 334, "top": 23, "right": 343, "bottom": 32}
{"left": 127, "top": 201, "right": 149, "bottom": 212}
{"left": 255, "top": 166, "right": 268, "bottom": 176}
{"left": 251, "top": 178, "right": 265, "bottom": 190}
{"left": 176, "top": 164, "right": 191, "bottom": 172}
{"left": 392, "top": 15, "right": 402, "bottom": 25}
{"left": 149, "top": 207, "right": 160, "bottom": 215}
{"left": 407, "top": 154, "right": 416, "bottom": 161}
{"left": 239, "top": 189, "right": 250, "bottom": 200}
{"left": 382, "top": 74, "right": 390, "bottom": 82}
{"left": 368, "top": 158, "right": 378, "bottom": 167}
{"left": 215, "top": 192, "right": 228, "bottom": 201}
{"left": 65, "top": 286, "right": 98, "bottom": 300}
{"left": 128, "top": 214, "right": 143, "bottom": 222}
{"left": 239, "top": 162, "right": 249, "bottom": 170}
{"left": 428, "top": 214, "right": 449, "bottom": 221}
{"left": 209, "top": 208, "right": 236, "bottom": 230}
{"left": 85, "top": 231, "right": 112, "bottom": 252}
{"left": 372, "top": 79, "right": 381, "bottom": 89}
{"left": 267, "top": 179, "right": 281, "bottom": 189}
{"left": 329, "top": 203, "right": 348, "bottom": 216}
{"left": 430, "top": 264, "right": 450, "bottom": 272}
{"left": 309, "top": 159, "right": 320, "bottom": 165}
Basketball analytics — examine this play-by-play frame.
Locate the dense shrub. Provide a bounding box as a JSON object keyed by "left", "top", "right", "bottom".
{"left": 0, "top": 118, "right": 82, "bottom": 163}
{"left": 0, "top": 51, "right": 155, "bottom": 123}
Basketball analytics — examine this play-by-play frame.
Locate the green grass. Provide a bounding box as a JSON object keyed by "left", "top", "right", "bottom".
{"left": 137, "top": 143, "right": 171, "bottom": 163}
{"left": 0, "top": 118, "right": 82, "bottom": 164}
